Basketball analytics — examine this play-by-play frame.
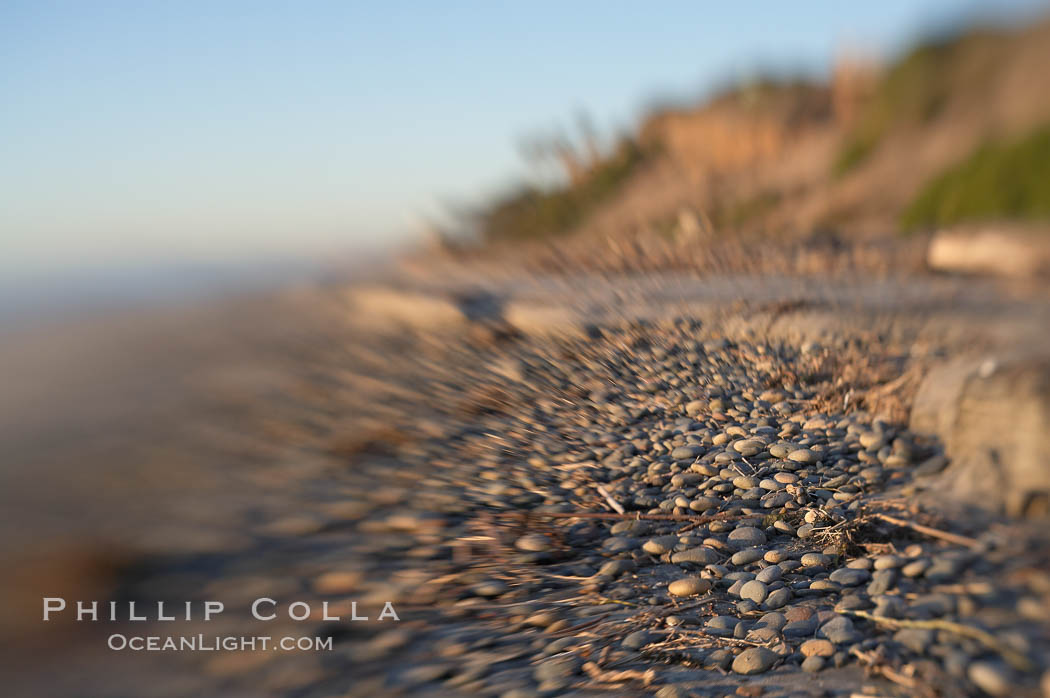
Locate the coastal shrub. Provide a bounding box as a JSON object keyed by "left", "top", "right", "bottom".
{"left": 833, "top": 36, "right": 963, "bottom": 177}
{"left": 475, "top": 140, "right": 644, "bottom": 243}
{"left": 901, "top": 123, "right": 1050, "bottom": 229}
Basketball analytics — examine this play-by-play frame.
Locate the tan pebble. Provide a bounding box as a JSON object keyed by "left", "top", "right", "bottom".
{"left": 313, "top": 571, "right": 363, "bottom": 594}
{"left": 800, "top": 639, "right": 835, "bottom": 657}
{"left": 525, "top": 611, "right": 558, "bottom": 627}
{"left": 668, "top": 577, "right": 713, "bottom": 597}
{"left": 788, "top": 449, "right": 818, "bottom": 464}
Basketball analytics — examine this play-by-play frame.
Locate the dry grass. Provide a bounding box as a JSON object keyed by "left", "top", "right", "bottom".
{"left": 445, "top": 229, "right": 930, "bottom": 279}
{"left": 761, "top": 341, "right": 921, "bottom": 425}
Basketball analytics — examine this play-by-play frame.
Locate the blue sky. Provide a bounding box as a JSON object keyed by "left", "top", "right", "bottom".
{"left": 2, "top": 0, "right": 1047, "bottom": 284}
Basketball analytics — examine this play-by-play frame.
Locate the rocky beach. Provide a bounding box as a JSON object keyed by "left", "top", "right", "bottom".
{"left": 4, "top": 259, "right": 1049, "bottom": 698}
{"left": 8, "top": 4, "right": 1050, "bottom": 697}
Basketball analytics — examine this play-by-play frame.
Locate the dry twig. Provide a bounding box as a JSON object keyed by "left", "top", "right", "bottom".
{"left": 870, "top": 512, "right": 981, "bottom": 550}
{"left": 596, "top": 484, "right": 626, "bottom": 514}
{"left": 840, "top": 610, "right": 1033, "bottom": 672}
{"left": 581, "top": 661, "right": 656, "bottom": 686}
{"left": 498, "top": 510, "right": 756, "bottom": 523}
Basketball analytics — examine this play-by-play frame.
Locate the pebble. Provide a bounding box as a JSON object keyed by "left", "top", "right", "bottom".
{"left": 747, "top": 626, "right": 780, "bottom": 643}
{"left": 783, "top": 619, "right": 818, "bottom": 638}
{"left": 401, "top": 664, "right": 453, "bottom": 685}
{"left": 312, "top": 570, "right": 362, "bottom": 594}
{"left": 764, "top": 550, "right": 785, "bottom": 563}
{"left": 755, "top": 566, "right": 782, "bottom": 584}
{"left": 707, "top": 649, "right": 734, "bottom": 670}
{"left": 967, "top": 661, "right": 1012, "bottom": 697}
{"left": 602, "top": 536, "right": 639, "bottom": 553}
{"left": 515, "top": 534, "right": 552, "bottom": 552}
{"left": 810, "top": 579, "right": 840, "bottom": 592}
{"left": 859, "top": 432, "right": 885, "bottom": 450}
{"left": 901, "top": 559, "right": 930, "bottom": 578}
{"left": 828, "top": 568, "right": 870, "bottom": 586}
{"left": 525, "top": 611, "right": 558, "bottom": 628}
{"left": 867, "top": 569, "right": 896, "bottom": 595}
{"left": 739, "top": 580, "right": 769, "bottom": 604}
{"left": 758, "top": 612, "right": 787, "bottom": 630}
{"left": 670, "top": 445, "right": 703, "bottom": 460}
{"left": 727, "top": 526, "right": 767, "bottom": 549}
{"left": 473, "top": 580, "right": 508, "bottom": 597}
{"left": 668, "top": 577, "right": 712, "bottom": 597}
{"left": 801, "top": 655, "right": 826, "bottom": 672}
{"left": 731, "top": 647, "right": 780, "bottom": 675}
{"left": 787, "top": 449, "right": 819, "bottom": 464}
{"left": 611, "top": 520, "right": 650, "bottom": 536}
{"left": 671, "top": 546, "right": 720, "bottom": 565}
{"left": 925, "top": 554, "right": 969, "bottom": 583}
{"left": 733, "top": 475, "right": 761, "bottom": 489}
{"left": 731, "top": 548, "right": 766, "bottom": 566}
{"left": 764, "top": 587, "right": 792, "bottom": 609}
{"left": 873, "top": 554, "right": 903, "bottom": 570}
{"left": 784, "top": 606, "right": 814, "bottom": 622}
{"left": 873, "top": 595, "right": 905, "bottom": 618}
{"left": 642, "top": 536, "right": 678, "bottom": 555}
{"left": 734, "top": 440, "right": 764, "bottom": 456}
{"left": 737, "top": 599, "right": 759, "bottom": 615}
{"left": 622, "top": 630, "right": 654, "bottom": 650}
{"left": 893, "top": 628, "right": 934, "bottom": 654}
{"left": 800, "top": 639, "right": 835, "bottom": 657}
{"left": 690, "top": 496, "right": 720, "bottom": 510}
{"left": 533, "top": 655, "right": 581, "bottom": 686}
{"left": 835, "top": 594, "right": 872, "bottom": 611}
{"left": 818, "top": 616, "right": 861, "bottom": 645}
{"left": 670, "top": 472, "right": 702, "bottom": 487}
{"left": 801, "top": 553, "right": 829, "bottom": 567}
{"left": 597, "top": 560, "right": 635, "bottom": 578}
{"left": 706, "top": 616, "right": 740, "bottom": 636}
{"left": 915, "top": 455, "right": 949, "bottom": 476}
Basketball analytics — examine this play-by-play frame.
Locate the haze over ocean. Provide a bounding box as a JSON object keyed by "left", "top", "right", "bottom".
{"left": 3, "top": 0, "right": 1045, "bottom": 321}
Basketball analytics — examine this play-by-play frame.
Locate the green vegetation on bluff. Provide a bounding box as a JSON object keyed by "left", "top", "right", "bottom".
{"left": 834, "top": 37, "right": 966, "bottom": 177}
{"left": 473, "top": 140, "right": 644, "bottom": 243}
{"left": 902, "top": 123, "right": 1050, "bottom": 229}
{"left": 455, "top": 17, "right": 1050, "bottom": 247}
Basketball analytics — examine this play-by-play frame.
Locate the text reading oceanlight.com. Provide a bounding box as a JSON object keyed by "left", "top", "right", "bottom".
{"left": 106, "top": 634, "right": 334, "bottom": 652}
